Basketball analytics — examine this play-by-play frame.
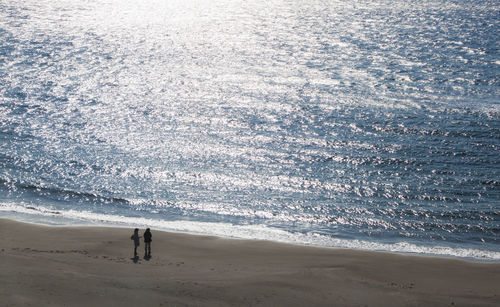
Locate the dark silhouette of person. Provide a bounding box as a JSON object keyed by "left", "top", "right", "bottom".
{"left": 130, "top": 228, "right": 141, "bottom": 258}
{"left": 144, "top": 228, "right": 152, "bottom": 258}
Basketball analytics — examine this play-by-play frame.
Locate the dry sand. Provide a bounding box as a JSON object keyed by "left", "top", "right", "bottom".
{"left": 1, "top": 218, "right": 499, "bottom": 306}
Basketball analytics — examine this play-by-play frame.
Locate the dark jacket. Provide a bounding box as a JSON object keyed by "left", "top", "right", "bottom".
{"left": 144, "top": 230, "right": 152, "bottom": 243}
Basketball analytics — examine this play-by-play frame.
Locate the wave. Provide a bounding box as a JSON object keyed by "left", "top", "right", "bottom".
{"left": 1, "top": 177, "right": 498, "bottom": 246}
{"left": 1, "top": 201, "right": 498, "bottom": 261}
{"left": 0, "top": 177, "right": 131, "bottom": 205}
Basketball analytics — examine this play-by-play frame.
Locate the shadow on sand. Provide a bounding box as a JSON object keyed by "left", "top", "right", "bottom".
{"left": 130, "top": 255, "right": 151, "bottom": 263}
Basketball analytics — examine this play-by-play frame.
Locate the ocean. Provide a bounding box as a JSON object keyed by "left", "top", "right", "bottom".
{"left": 0, "top": 0, "right": 499, "bottom": 260}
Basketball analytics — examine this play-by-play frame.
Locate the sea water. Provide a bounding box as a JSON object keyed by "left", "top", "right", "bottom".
{"left": 0, "top": 0, "right": 499, "bottom": 260}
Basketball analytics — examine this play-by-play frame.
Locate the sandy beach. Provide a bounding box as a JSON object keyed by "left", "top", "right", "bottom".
{"left": 0, "top": 218, "right": 498, "bottom": 306}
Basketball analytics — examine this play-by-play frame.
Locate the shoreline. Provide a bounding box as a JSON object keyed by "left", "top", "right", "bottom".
{"left": 1, "top": 218, "right": 499, "bottom": 306}
{"left": 2, "top": 212, "right": 498, "bottom": 262}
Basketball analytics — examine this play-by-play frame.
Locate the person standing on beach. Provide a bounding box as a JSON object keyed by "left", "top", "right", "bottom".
{"left": 130, "top": 228, "right": 141, "bottom": 257}
{"left": 144, "top": 228, "right": 152, "bottom": 258}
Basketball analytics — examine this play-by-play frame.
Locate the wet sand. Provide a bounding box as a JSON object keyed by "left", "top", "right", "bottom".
{"left": 1, "top": 218, "right": 499, "bottom": 306}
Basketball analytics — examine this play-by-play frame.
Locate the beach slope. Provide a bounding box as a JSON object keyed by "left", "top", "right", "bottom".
{"left": 1, "top": 219, "right": 498, "bottom": 306}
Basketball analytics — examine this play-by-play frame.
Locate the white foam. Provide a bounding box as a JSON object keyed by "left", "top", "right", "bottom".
{"left": 1, "top": 202, "right": 499, "bottom": 261}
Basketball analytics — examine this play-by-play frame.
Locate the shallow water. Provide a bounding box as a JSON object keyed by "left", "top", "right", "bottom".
{"left": 1, "top": 0, "right": 499, "bottom": 260}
